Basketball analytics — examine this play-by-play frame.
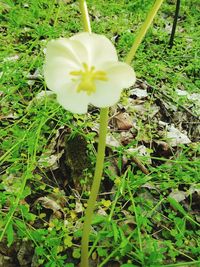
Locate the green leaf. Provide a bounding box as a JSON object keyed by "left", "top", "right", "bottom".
{"left": 72, "top": 248, "right": 81, "bottom": 259}
{"left": 168, "top": 197, "right": 200, "bottom": 227}
{"left": 20, "top": 186, "right": 31, "bottom": 199}
{"left": 97, "top": 247, "right": 107, "bottom": 257}
{"left": 111, "top": 221, "right": 119, "bottom": 242}
{"left": 64, "top": 235, "right": 73, "bottom": 247}
{"left": 35, "top": 246, "right": 45, "bottom": 256}
{"left": 92, "top": 214, "right": 107, "bottom": 225}
{"left": 7, "top": 221, "right": 14, "bottom": 247}
{"left": 168, "top": 197, "right": 186, "bottom": 215}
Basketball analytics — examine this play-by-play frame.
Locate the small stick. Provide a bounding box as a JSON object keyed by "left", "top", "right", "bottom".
{"left": 131, "top": 156, "right": 150, "bottom": 175}
{"left": 169, "top": 0, "right": 181, "bottom": 48}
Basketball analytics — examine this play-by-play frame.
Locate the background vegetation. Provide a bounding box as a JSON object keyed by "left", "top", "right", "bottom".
{"left": 0, "top": 0, "right": 200, "bottom": 266}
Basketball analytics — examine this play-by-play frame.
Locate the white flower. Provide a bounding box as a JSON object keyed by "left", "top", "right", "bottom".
{"left": 44, "top": 32, "right": 136, "bottom": 114}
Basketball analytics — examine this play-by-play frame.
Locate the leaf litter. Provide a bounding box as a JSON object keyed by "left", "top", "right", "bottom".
{"left": 1, "top": 75, "right": 199, "bottom": 266}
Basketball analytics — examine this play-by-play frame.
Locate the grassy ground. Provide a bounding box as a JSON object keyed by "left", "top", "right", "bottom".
{"left": 0, "top": 0, "right": 200, "bottom": 266}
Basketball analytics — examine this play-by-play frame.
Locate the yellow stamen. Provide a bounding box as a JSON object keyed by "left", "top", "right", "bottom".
{"left": 70, "top": 63, "right": 108, "bottom": 95}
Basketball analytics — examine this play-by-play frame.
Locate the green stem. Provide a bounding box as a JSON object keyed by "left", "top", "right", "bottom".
{"left": 125, "top": 0, "right": 164, "bottom": 65}
{"left": 80, "top": 108, "right": 109, "bottom": 267}
{"left": 79, "top": 0, "right": 91, "bottom": 33}
{"left": 78, "top": 1, "right": 99, "bottom": 266}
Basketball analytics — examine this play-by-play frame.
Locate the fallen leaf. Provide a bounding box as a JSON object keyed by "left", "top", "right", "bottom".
{"left": 166, "top": 125, "right": 191, "bottom": 146}
{"left": 176, "top": 89, "right": 188, "bottom": 96}
{"left": 120, "top": 131, "right": 134, "bottom": 146}
{"left": 106, "top": 133, "right": 120, "bottom": 148}
{"left": 26, "top": 69, "right": 42, "bottom": 86}
{"left": 38, "top": 154, "right": 60, "bottom": 170}
{"left": 129, "top": 88, "right": 148, "bottom": 99}
{"left": 35, "top": 195, "right": 65, "bottom": 220}
{"left": 113, "top": 112, "right": 133, "bottom": 130}
{"left": 75, "top": 201, "right": 83, "bottom": 213}
{"left": 36, "top": 196, "right": 61, "bottom": 211}
{"left": 35, "top": 90, "right": 55, "bottom": 99}
{"left": 169, "top": 189, "right": 187, "bottom": 202}
{"left": 126, "top": 145, "right": 151, "bottom": 161}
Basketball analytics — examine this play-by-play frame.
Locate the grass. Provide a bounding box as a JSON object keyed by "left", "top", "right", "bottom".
{"left": 0, "top": 0, "right": 200, "bottom": 266}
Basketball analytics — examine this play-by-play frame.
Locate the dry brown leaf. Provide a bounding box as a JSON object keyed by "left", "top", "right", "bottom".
{"left": 36, "top": 196, "right": 61, "bottom": 211}
{"left": 35, "top": 196, "right": 65, "bottom": 219}
{"left": 113, "top": 112, "right": 133, "bottom": 130}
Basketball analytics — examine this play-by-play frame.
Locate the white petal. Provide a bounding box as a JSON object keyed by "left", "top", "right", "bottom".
{"left": 56, "top": 83, "right": 90, "bottom": 114}
{"left": 90, "top": 84, "right": 122, "bottom": 107}
{"left": 103, "top": 61, "right": 136, "bottom": 89}
{"left": 44, "top": 57, "right": 75, "bottom": 92}
{"left": 44, "top": 38, "right": 89, "bottom": 92}
{"left": 89, "top": 62, "right": 136, "bottom": 107}
{"left": 45, "top": 38, "right": 88, "bottom": 65}
{"left": 70, "top": 32, "right": 118, "bottom": 67}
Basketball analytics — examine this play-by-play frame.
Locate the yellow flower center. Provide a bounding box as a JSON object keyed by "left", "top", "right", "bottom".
{"left": 70, "top": 63, "right": 108, "bottom": 95}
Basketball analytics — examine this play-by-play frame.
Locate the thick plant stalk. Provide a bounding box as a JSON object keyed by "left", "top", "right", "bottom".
{"left": 80, "top": 108, "right": 109, "bottom": 267}
{"left": 78, "top": 2, "right": 109, "bottom": 267}
{"left": 125, "top": 0, "right": 164, "bottom": 65}
{"left": 79, "top": 0, "right": 91, "bottom": 33}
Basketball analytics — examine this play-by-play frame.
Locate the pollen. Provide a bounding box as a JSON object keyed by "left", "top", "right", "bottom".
{"left": 70, "top": 63, "right": 108, "bottom": 95}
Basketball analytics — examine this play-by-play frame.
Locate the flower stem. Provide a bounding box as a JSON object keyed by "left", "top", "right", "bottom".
{"left": 79, "top": 0, "right": 91, "bottom": 33}
{"left": 125, "top": 0, "right": 164, "bottom": 65}
{"left": 80, "top": 108, "right": 109, "bottom": 267}
{"left": 78, "top": 1, "right": 104, "bottom": 266}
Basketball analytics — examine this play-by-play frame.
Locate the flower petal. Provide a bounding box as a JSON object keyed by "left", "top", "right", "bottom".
{"left": 56, "top": 83, "right": 90, "bottom": 114}
{"left": 90, "top": 84, "right": 122, "bottom": 108}
{"left": 102, "top": 61, "right": 136, "bottom": 89}
{"left": 44, "top": 38, "right": 89, "bottom": 91}
{"left": 89, "top": 62, "right": 136, "bottom": 107}
{"left": 70, "top": 32, "right": 118, "bottom": 67}
{"left": 45, "top": 38, "right": 89, "bottom": 65}
{"left": 44, "top": 57, "right": 74, "bottom": 92}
